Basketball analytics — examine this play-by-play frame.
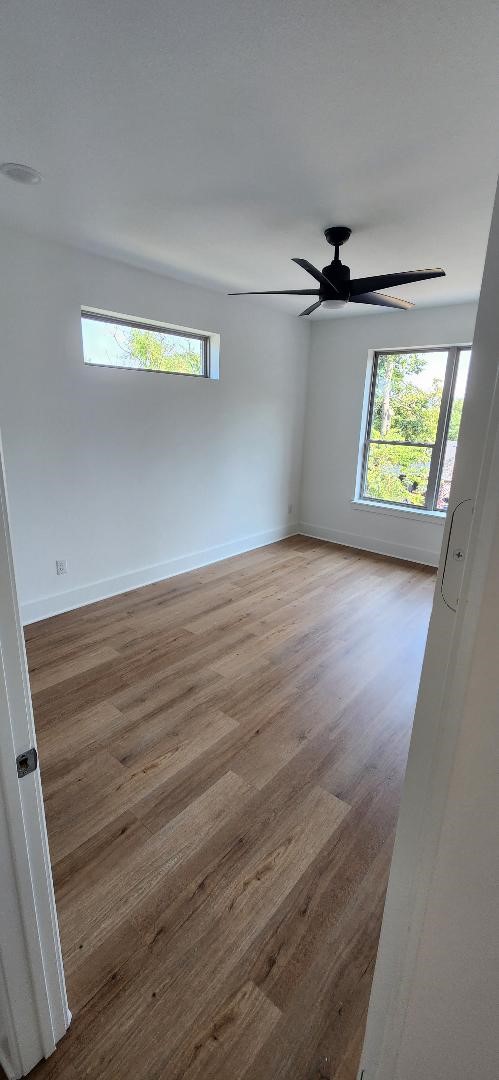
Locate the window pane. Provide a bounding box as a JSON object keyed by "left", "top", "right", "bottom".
{"left": 364, "top": 443, "right": 432, "bottom": 507}
{"left": 82, "top": 315, "right": 205, "bottom": 376}
{"left": 435, "top": 349, "right": 471, "bottom": 511}
{"left": 371, "top": 351, "right": 448, "bottom": 444}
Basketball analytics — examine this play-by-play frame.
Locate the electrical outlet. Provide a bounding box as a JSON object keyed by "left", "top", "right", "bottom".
{"left": 55, "top": 559, "right": 68, "bottom": 576}
{"left": 288, "top": 502, "right": 293, "bottom": 516}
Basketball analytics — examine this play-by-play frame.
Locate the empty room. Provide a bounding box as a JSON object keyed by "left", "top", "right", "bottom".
{"left": 0, "top": 3, "right": 498, "bottom": 1080}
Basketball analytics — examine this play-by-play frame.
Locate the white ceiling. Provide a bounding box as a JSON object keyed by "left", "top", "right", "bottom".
{"left": 1, "top": 0, "right": 498, "bottom": 315}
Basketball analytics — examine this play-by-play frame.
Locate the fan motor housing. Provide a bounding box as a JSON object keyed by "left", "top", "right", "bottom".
{"left": 322, "top": 260, "right": 350, "bottom": 296}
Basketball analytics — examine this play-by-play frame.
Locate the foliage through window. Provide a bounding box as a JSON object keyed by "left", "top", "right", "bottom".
{"left": 81, "top": 310, "right": 209, "bottom": 377}
{"left": 359, "top": 347, "right": 471, "bottom": 512}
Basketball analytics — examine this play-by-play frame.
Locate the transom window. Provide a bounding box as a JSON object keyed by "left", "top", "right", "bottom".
{"left": 359, "top": 346, "right": 471, "bottom": 513}
{"left": 81, "top": 309, "right": 210, "bottom": 377}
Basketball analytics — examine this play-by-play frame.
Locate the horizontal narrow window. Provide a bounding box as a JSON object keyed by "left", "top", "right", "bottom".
{"left": 358, "top": 346, "right": 471, "bottom": 513}
{"left": 81, "top": 309, "right": 211, "bottom": 378}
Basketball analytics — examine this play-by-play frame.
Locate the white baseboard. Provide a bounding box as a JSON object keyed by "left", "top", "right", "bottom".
{"left": 21, "top": 520, "right": 439, "bottom": 625}
{"left": 21, "top": 525, "right": 298, "bottom": 624}
{"left": 298, "top": 521, "right": 440, "bottom": 568}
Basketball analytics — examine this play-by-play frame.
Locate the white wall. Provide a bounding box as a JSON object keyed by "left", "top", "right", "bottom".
{"left": 300, "top": 303, "right": 477, "bottom": 565}
{"left": 0, "top": 222, "right": 481, "bottom": 621}
{"left": 0, "top": 226, "right": 309, "bottom": 622}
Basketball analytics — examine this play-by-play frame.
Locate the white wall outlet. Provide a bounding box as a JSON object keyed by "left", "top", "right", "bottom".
{"left": 55, "top": 559, "right": 68, "bottom": 576}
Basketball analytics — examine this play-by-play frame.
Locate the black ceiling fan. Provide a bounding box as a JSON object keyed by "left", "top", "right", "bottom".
{"left": 228, "top": 226, "right": 445, "bottom": 316}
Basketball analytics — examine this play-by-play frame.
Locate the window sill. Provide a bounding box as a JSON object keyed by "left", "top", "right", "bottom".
{"left": 351, "top": 499, "right": 446, "bottom": 523}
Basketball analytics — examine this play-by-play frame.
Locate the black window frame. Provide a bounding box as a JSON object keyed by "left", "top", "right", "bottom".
{"left": 81, "top": 308, "right": 210, "bottom": 378}
{"left": 359, "top": 345, "right": 471, "bottom": 513}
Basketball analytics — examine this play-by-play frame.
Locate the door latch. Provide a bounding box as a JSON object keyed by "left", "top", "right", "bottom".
{"left": 16, "top": 747, "right": 38, "bottom": 778}
{"left": 441, "top": 498, "right": 473, "bottom": 612}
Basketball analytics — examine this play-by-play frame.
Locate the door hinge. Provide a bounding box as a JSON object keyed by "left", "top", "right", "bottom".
{"left": 16, "top": 747, "right": 38, "bottom": 778}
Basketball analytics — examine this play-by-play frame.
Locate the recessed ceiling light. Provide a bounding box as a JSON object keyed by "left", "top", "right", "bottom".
{"left": 0, "top": 162, "right": 43, "bottom": 185}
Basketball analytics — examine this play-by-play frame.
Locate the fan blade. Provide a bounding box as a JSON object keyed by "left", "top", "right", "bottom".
{"left": 350, "top": 292, "right": 414, "bottom": 310}
{"left": 298, "top": 300, "right": 323, "bottom": 317}
{"left": 228, "top": 289, "right": 320, "bottom": 296}
{"left": 350, "top": 269, "right": 445, "bottom": 296}
{"left": 292, "top": 258, "right": 340, "bottom": 293}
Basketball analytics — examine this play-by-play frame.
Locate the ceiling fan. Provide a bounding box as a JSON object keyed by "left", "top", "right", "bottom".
{"left": 228, "top": 226, "right": 445, "bottom": 316}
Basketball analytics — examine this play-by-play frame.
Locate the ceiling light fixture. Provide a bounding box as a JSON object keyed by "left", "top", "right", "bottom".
{"left": 0, "top": 162, "right": 43, "bottom": 185}
{"left": 322, "top": 299, "right": 346, "bottom": 309}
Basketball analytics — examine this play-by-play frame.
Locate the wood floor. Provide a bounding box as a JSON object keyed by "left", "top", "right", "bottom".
{"left": 25, "top": 537, "right": 435, "bottom": 1080}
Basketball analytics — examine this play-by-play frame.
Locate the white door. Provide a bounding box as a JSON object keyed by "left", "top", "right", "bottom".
{"left": 0, "top": 442, "right": 69, "bottom": 1079}
{"left": 359, "top": 184, "right": 499, "bottom": 1078}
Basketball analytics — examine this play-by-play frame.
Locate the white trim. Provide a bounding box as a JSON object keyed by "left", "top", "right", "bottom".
{"left": 360, "top": 369, "right": 499, "bottom": 1080}
{"left": 0, "top": 442, "right": 70, "bottom": 1076}
{"left": 21, "top": 525, "right": 298, "bottom": 624}
{"left": 298, "top": 521, "right": 439, "bottom": 567}
{"left": 351, "top": 498, "right": 446, "bottom": 523}
{"left": 358, "top": 185, "right": 499, "bottom": 1080}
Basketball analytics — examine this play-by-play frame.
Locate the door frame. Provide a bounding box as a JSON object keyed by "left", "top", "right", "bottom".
{"left": 359, "top": 182, "right": 499, "bottom": 1079}
{"left": 0, "top": 439, "right": 69, "bottom": 1079}
{"left": 0, "top": 190, "right": 497, "bottom": 1077}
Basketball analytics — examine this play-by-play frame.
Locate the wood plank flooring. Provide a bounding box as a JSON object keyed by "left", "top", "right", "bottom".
{"left": 25, "top": 537, "right": 435, "bottom": 1080}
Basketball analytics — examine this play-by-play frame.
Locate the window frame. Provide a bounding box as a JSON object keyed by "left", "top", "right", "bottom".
{"left": 81, "top": 308, "right": 211, "bottom": 378}
{"left": 359, "top": 345, "right": 470, "bottom": 514}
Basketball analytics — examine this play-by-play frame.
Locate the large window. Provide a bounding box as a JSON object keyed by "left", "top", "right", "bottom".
{"left": 359, "top": 346, "right": 471, "bottom": 513}
{"left": 81, "top": 309, "right": 210, "bottom": 377}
